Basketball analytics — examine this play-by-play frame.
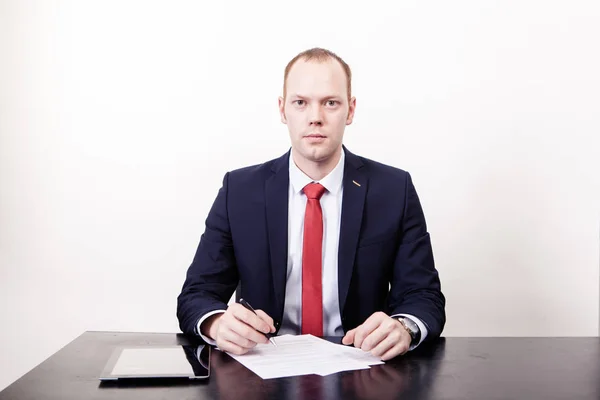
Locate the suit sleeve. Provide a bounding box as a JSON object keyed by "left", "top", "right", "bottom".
{"left": 388, "top": 172, "right": 446, "bottom": 340}
{"left": 176, "top": 172, "right": 239, "bottom": 336}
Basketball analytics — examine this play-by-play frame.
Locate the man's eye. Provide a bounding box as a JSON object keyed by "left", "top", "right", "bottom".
{"left": 326, "top": 100, "right": 337, "bottom": 106}
{"left": 294, "top": 100, "right": 305, "bottom": 106}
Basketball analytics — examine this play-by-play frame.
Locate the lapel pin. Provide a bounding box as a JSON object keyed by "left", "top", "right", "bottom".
{"left": 352, "top": 180, "right": 361, "bottom": 187}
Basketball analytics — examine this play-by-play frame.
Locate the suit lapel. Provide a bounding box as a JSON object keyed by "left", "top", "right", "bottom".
{"left": 338, "top": 148, "right": 367, "bottom": 315}
{"left": 265, "top": 151, "right": 290, "bottom": 323}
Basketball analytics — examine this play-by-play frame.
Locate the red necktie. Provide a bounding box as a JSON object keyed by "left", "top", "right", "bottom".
{"left": 301, "top": 183, "right": 326, "bottom": 336}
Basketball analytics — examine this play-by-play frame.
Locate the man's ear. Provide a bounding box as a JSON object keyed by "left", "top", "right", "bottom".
{"left": 278, "top": 97, "right": 287, "bottom": 124}
{"left": 346, "top": 96, "right": 356, "bottom": 125}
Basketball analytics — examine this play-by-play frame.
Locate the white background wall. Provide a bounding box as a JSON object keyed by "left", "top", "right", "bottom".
{"left": 1, "top": 0, "right": 599, "bottom": 391}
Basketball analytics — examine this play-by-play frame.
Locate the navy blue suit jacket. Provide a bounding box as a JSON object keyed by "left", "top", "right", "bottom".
{"left": 177, "top": 148, "right": 445, "bottom": 341}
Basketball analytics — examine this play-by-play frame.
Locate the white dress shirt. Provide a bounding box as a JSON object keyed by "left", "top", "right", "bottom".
{"left": 198, "top": 149, "right": 428, "bottom": 348}
{"left": 280, "top": 148, "right": 345, "bottom": 336}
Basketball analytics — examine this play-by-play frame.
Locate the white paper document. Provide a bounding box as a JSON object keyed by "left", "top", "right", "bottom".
{"left": 226, "top": 334, "right": 384, "bottom": 379}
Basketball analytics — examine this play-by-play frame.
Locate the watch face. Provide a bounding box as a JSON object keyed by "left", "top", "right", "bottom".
{"left": 401, "top": 318, "right": 418, "bottom": 334}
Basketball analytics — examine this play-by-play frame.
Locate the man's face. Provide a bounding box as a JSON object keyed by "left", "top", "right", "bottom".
{"left": 279, "top": 59, "right": 356, "bottom": 164}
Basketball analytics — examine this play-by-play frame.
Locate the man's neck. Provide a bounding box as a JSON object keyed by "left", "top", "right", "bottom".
{"left": 292, "top": 148, "right": 342, "bottom": 181}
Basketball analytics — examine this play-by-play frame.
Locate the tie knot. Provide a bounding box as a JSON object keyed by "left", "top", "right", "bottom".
{"left": 303, "top": 183, "right": 326, "bottom": 200}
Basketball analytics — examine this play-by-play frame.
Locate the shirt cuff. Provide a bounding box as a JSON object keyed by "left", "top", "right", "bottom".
{"left": 392, "top": 313, "right": 429, "bottom": 350}
{"left": 196, "top": 310, "right": 226, "bottom": 346}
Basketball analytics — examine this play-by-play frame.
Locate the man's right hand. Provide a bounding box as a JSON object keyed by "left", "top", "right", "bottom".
{"left": 201, "top": 303, "right": 276, "bottom": 355}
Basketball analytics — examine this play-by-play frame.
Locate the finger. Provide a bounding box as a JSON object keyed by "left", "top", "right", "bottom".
{"left": 217, "top": 338, "right": 250, "bottom": 355}
{"left": 228, "top": 317, "right": 269, "bottom": 345}
{"left": 353, "top": 312, "right": 388, "bottom": 349}
{"left": 360, "top": 312, "right": 390, "bottom": 333}
{"left": 380, "top": 340, "right": 409, "bottom": 361}
{"left": 353, "top": 325, "right": 369, "bottom": 349}
{"left": 342, "top": 328, "right": 357, "bottom": 345}
{"left": 369, "top": 330, "right": 400, "bottom": 358}
{"left": 231, "top": 304, "right": 271, "bottom": 334}
{"left": 359, "top": 320, "right": 397, "bottom": 352}
{"left": 220, "top": 325, "right": 260, "bottom": 349}
{"left": 219, "top": 310, "right": 264, "bottom": 345}
{"left": 254, "top": 309, "right": 276, "bottom": 333}
{"left": 353, "top": 322, "right": 378, "bottom": 349}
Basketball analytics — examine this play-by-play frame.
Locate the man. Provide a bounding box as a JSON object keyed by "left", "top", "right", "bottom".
{"left": 177, "top": 48, "right": 445, "bottom": 360}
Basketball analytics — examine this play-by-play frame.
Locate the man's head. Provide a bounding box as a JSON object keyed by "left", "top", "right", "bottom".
{"left": 279, "top": 48, "right": 356, "bottom": 167}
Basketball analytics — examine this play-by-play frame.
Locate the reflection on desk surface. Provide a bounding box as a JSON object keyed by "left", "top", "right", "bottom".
{"left": 2, "top": 333, "right": 600, "bottom": 400}
{"left": 211, "top": 338, "right": 445, "bottom": 400}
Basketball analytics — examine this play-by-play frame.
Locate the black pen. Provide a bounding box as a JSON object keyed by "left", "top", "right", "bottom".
{"left": 239, "top": 298, "right": 278, "bottom": 347}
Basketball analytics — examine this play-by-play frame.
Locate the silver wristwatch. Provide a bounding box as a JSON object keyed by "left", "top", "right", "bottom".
{"left": 397, "top": 317, "right": 421, "bottom": 345}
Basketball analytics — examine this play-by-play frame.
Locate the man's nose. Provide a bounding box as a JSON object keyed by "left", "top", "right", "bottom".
{"left": 309, "top": 105, "right": 323, "bottom": 126}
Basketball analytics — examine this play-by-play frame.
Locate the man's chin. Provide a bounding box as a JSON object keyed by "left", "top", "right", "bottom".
{"left": 298, "top": 146, "right": 339, "bottom": 164}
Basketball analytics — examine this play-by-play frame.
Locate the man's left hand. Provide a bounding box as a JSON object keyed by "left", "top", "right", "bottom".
{"left": 342, "top": 312, "right": 411, "bottom": 360}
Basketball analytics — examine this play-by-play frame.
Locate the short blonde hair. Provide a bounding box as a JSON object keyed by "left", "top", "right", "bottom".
{"left": 283, "top": 47, "right": 352, "bottom": 101}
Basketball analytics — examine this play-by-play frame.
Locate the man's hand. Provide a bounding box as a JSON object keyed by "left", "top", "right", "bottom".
{"left": 342, "top": 312, "right": 411, "bottom": 360}
{"left": 201, "top": 303, "right": 276, "bottom": 355}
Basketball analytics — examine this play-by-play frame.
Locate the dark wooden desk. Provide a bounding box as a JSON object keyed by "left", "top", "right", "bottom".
{"left": 1, "top": 332, "right": 598, "bottom": 400}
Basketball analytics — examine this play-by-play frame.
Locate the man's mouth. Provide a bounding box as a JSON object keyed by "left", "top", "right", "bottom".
{"left": 304, "top": 134, "right": 327, "bottom": 144}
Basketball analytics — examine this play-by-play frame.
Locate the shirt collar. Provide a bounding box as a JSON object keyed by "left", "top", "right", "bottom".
{"left": 289, "top": 148, "right": 345, "bottom": 195}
